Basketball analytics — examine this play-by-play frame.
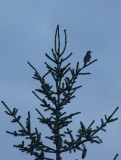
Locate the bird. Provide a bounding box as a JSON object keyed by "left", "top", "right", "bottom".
{"left": 83, "top": 51, "right": 92, "bottom": 67}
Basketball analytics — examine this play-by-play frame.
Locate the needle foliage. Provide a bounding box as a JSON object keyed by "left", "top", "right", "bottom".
{"left": 1, "top": 25, "right": 119, "bottom": 160}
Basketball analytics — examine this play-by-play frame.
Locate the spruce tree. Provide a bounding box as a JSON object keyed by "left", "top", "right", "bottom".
{"left": 1, "top": 25, "right": 119, "bottom": 160}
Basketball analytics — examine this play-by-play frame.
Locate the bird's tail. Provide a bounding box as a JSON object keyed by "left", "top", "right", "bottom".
{"left": 83, "top": 63, "right": 86, "bottom": 67}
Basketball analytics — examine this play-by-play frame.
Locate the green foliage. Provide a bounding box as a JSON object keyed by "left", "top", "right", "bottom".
{"left": 1, "top": 25, "right": 119, "bottom": 160}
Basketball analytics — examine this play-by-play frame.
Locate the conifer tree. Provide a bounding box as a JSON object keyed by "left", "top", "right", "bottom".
{"left": 1, "top": 25, "right": 119, "bottom": 160}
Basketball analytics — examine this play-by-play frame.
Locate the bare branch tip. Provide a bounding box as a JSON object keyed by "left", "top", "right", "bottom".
{"left": 27, "top": 61, "right": 31, "bottom": 65}
{"left": 113, "top": 153, "right": 119, "bottom": 160}
{"left": 1, "top": 101, "right": 5, "bottom": 105}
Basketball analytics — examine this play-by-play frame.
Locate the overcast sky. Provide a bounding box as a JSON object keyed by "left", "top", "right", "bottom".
{"left": 0, "top": 1, "right": 121, "bottom": 160}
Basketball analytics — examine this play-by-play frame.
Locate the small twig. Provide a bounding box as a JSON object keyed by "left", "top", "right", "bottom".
{"left": 79, "top": 59, "right": 98, "bottom": 72}
{"left": 1, "top": 101, "right": 26, "bottom": 133}
{"left": 113, "top": 153, "right": 119, "bottom": 160}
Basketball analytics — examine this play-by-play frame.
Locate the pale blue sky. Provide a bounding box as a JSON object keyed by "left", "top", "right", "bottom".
{"left": 0, "top": 1, "right": 121, "bottom": 160}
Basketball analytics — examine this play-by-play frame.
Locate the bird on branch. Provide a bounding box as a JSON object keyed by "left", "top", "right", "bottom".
{"left": 83, "top": 51, "right": 92, "bottom": 67}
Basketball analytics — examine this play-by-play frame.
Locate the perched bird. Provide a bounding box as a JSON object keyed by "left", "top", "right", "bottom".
{"left": 83, "top": 51, "right": 92, "bottom": 67}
